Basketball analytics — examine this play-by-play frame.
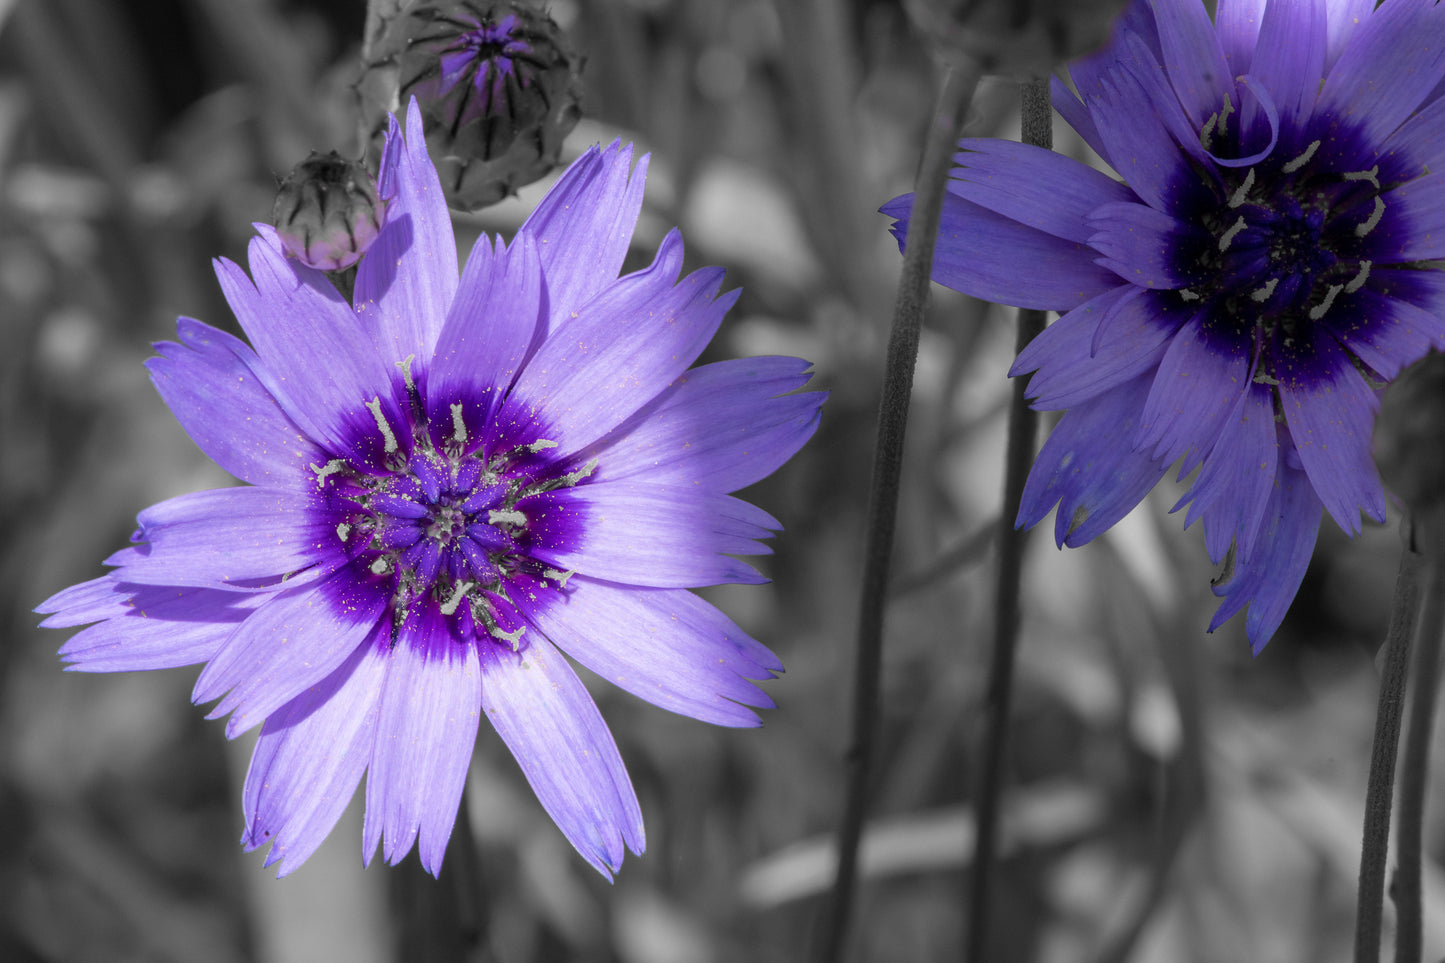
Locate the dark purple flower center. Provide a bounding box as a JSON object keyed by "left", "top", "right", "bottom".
{"left": 1170, "top": 117, "right": 1392, "bottom": 377}
{"left": 311, "top": 385, "right": 587, "bottom": 648}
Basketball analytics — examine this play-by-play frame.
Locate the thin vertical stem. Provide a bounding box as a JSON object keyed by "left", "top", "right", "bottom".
{"left": 814, "top": 59, "right": 982, "bottom": 963}
{"left": 1355, "top": 517, "right": 1426, "bottom": 963}
{"left": 964, "top": 78, "right": 1052, "bottom": 963}
{"left": 1393, "top": 523, "right": 1445, "bottom": 963}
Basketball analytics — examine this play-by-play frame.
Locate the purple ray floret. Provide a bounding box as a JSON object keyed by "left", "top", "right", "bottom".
{"left": 884, "top": 0, "right": 1445, "bottom": 652}
{"left": 36, "top": 102, "right": 825, "bottom": 878}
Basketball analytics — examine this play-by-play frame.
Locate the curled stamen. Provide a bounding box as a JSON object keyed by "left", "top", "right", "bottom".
{"left": 451, "top": 403, "right": 467, "bottom": 445}
{"left": 1251, "top": 278, "right": 1279, "bottom": 302}
{"left": 1217, "top": 96, "right": 1235, "bottom": 137}
{"left": 1179, "top": 289, "right": 1201, "bottom": 302}
{"left": 336, "top": 522, "right": 352, "bottom": 541}
{"left": 371, "top": 557, "right": 393, "bottom": 576}
{"left": 1218, "top": 215, "right": 1248, "bottom": 252}
{"left": 1309, "top": 283, "right": 1344, "bottom": 320}
{"left": 489, "top": 508, "right": 527, "bottom": 526}
{"left": 1281, "top": 140, "right": 1321, "bottom": 174}
{"left": 1345, "top": 260, "right": 1373, "bottom": 294}
{"left": 310, "top": 459, "right": 348, "bottom": 488}
{"left": 1201, "top": 112, "right": 1219, "bottom": 150}
{"left": 395, "top": 354, "right": 416, "bottom": 394}
{"left": 439, "top": 580, "right": 475, "bottom": 616}
{"left": 1355, "top": 196, "right": 1386, "bottom": 237}
{"left": 1228, "top": 168, "right": 1256, "bottom": 208}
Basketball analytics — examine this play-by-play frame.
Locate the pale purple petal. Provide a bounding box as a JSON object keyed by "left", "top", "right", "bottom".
{"left": 949, "top": 139, "right": 1138, "bottom": 244}
{"left": 518, "top": 141, "right": 647, "bottom": 331}
{"left": 1329, "top": 286, "right": 1445, "bottom": 379}
{"left": 242, "top": 629, "right": 388, "bottom": 877}
{"left": 354, "top": 104, "right": 459, "bottom": 376}
{"left": 114, "top": 487, "right": 343, "bottom": 590}
{"left": 521, "top": 482, "right": 774, "bottom": 588}
{"left": 192, "top": 571, "right": 386, "bottom": 737}
{"left": 495, "top": 231, "right": 737, "bottom": 458}
{"left": 1146, "top": 0, "right": 1234, "bottom": 127}
{"left": 1248, "top": 0, "right": 1326, "bottom": 132}
{"left": 1379, "top": 96, "right": 1445, "bottom": 180}
{"left": 1138, "top": 312, "right": 1252, "bottom": 466}
{"left": 59, "top": 588, "right": 268, "bottom": 673}
{"left": 584, "top": 357, "right": 824, "bottom": 492}
{"left": 478, "top": 633, "right": 644, "bottom": 878}
{"left": 881, "top": 192, "right": 1121, "bottom": 312}
{"left": 1373, "top": 172, "right": 1445, "bottom": 261}
{"left": 147, "top": 318, "right": 325, "bottom": 488}
{"left": 1019, "top": 373, "right": 1171, "bottom": 547}
{"left": 1087, "top": 201, "right": 1201, "bottom": 289}
{"left": 517, "top": 575, "right": 777, "bottom": 727}
{"left": 1176, "top": 381, "right": 1279, "bottom": 563}
{"left": 1208, "top": 458, "right": 1324, "bottom": 653}
{"left": 1215, "top": 0, "right": 1267, "bottom": 76}
{"left": 425, "top": 232, "right": 543, "bottom": 451}
{"left": 363, "top": 606, "right": 481, "bottom": 875}
{"left": 1276, "top": 327, "right": 1386, "bottom": 535}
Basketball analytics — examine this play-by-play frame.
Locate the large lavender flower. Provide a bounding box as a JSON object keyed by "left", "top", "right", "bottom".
{"left": 37, "top": 105, "right": 823, "bottom": 877}
{"left": 886, "top": 0, "right": 1445, "bottom": 650}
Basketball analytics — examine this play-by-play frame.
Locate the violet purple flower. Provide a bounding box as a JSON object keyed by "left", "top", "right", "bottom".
{"left": 885, "top": 0, "right": 1445, "bottom": 650}
{"left": 37, "top": 105, "right": 824, "bottom": 877}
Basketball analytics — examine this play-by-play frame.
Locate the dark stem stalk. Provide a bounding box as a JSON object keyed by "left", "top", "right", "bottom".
{"left": 964, "top": 78, "right": 1052, "bottom": 963}
{"left": 1393, "top": 521, "right": 1445, "bottom": 963}
{"left": 814, "top": 59, "right": 981, "bottom": 963}
{"left": 1354, "top": 517, "right": 1426, "bottom": 963}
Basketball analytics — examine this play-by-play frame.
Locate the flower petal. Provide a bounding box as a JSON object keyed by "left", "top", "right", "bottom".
{"left": 1146, "top": 0, "right": 1234, "bottom": 128}
{"left": 585, "top": 357, "right": 824, "bottom": 493}
{"left": 1379, "top": 95, "right": 1445, "bottom": 180}
{"left": 1018, "top": 373, "right": 1171, "bottom": 547}
{"left": 147, "top": 318, "right": 325, "bottom": 488}
{"left": 1085, "top": 67, "right": 1192, "bottom": 213}
{"left": 518, "top": 141, "right": 648, "bottom": 333}
{"left": 1215, "top": 0, "right": 1267, "bottom": 76}
{"left": 517, "top": 575, "right": 778, "bottom": 727}
{"left": 216, "top": 231, "right": 407, "bottom": 462}
{"left": 1208, "top": 457, "right": 1324, "bottom": 653}
{"left": 192, "top": 570, "right": 386, "bottom": 738}
{"left": 425, "top": 231, "right": 544, "bottom": 452}
{"left": 354, "top": 104, "right": 459, "bottom": 378}
{"left": 58, "top": 587, "right": 267, "bottom": 673}
{"left": 1014, "top": 287, "right": 1189, "bottom": 411}
{"left": 1087, "top": 201, "right": 1201, "bottom": 289}
{"left": 363, "top": 605, "right": 481, "bottom": 875}
{"left": 1138, "top": 311, "right": 1252, "bottom": 467}
{"left": 112, "top": 487, "right": 343, "bottom": 590}
{"left": 949, "top": 139, "right": 1137, "bottom": 244}
{"left": 521, "top": 482, "right": 775, "bottom": 588}
{"left": 1329, "top": 284, "right": 1445, "bottom": 379}
{"left": 881, "top": 192, "right": 1120, "bottom": 311}
{"left": 1248, "top": 0, "right": 1327, "bottom": 137}
{"left": 1316, "top": 0, "right": 1445, "bottom": 165}
{"left": 1276, "top": 326, "right": 1386, "bottom": 534}
{"left": 494, "top": 230, "right": 737, "bottom": 458}
{"left": 1372, "top": 172, "right": 1445, "bottom": 261}
{"left": 242, "top": 627, "right": 388, "bottom": 877}
{"left": 478, "top": 633, "right": 644, "bottom": 878}
{"left": 1175, "top": 380, "right": 1279, "bottom": 563}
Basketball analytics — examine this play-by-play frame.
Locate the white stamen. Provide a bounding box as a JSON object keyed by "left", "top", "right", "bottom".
{"left": 1228, "top": 168, "right": 1256, "bottom": 208}
{"left": 1250, "top": 278, "right": 1278, "bottom": 302}
{"left": 1200, "top": 112, "right": 1219, "bottom": 150}
{"left": 1218, "top": 215, "right": 1248, "bottom": 252}
{"left": 395, "top": 354, "right": 416, "bottom": 393}
{"left": 524, "top": 439, "right": 559, "bottom": 453}
{"left": 1217, "top": 96, "right": 1234, "bottom": 136}
{"left": 439, "top": 580, "right": 475, "bottom": 616}
{"left": 1253, "top": 370, "right": 1280, "bottom": 385}
{"left": 560, "top": 459, "right": 598, "bottom": 488}
{"left": 450, "top": 403, "right": 467, "bottom": 445}
{"left": 543, "top": 567, "right": 575, "bottom": 588}
{"left": 370, "top": 557, "right": 392, "bottom": 575}
{"left": 1179, "top": 289, "right": 1201, "bottom": 302}
{"left": 488, "top": 509, "right": 527, "bottom": 527}
{"left": 1343, "top": 165, "right": 1380, "bottom": 188}
{"left": 366, "top": 397, "right": 398, "bottom": 453}
{"left": 1309, "top": 283, "right": 1344, "bottom": 320}
{"left": 491, "top": 624, "right": 525, "bottom": 650}
{"left": 1345, "top": 259, "right": 1373, "bottom": 294}
{"left": 1355, "top": 196, "right": 1386, "bottom": 237}
{"left": 336, "top": 522, "right": 351, "bottom": 541}
{"left": 1281, "top": 140, "right": 1321, "bottom": 174}
{"left": 310, "top": 459, "right": 347, "bottom": 488}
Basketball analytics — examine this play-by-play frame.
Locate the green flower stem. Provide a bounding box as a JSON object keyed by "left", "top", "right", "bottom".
{"left": 965, "top": 77, "right": 1052, "bottom": 963}
{"left": 1393, "top": 515, "right": 1445, "bottom": 963}
{"left": 1354, "top": 516, "right": 1426, "bottom": 963}
{"left": 814, "top": 58, "right": 982, "bottom": 963}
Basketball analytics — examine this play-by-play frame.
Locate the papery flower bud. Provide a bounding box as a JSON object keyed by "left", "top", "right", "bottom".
{"left": 377, "top": 0, "right": 582, "bottom": 210}
{"left": 271, "top": 151, "right": 384, "bottom": 272}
